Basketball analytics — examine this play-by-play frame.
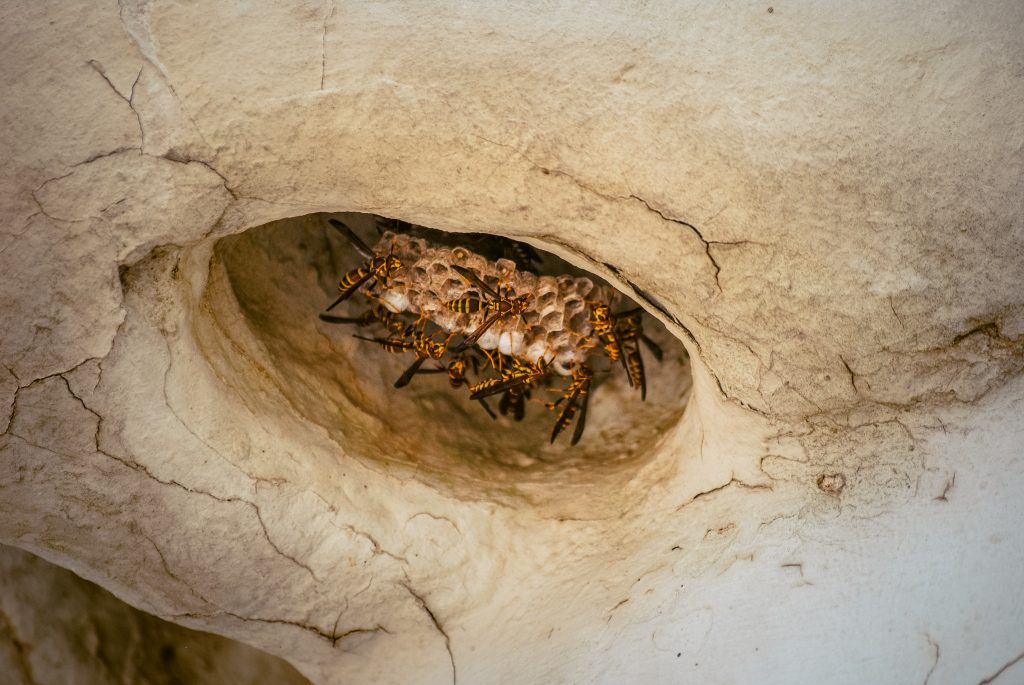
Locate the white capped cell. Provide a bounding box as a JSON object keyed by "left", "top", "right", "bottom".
{"left": 378, "top": 289, "right": 410, "bottom": 313}
{"left": 497, "top": 330, "right": 525, "bottom": 356}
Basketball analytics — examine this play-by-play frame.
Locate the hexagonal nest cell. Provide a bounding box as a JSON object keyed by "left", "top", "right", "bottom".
{"left": 207, "top": 212, "right": 691, "bottom": 497}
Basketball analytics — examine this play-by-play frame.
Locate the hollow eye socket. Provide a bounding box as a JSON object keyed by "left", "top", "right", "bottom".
{"left": 211, "top": 211, "right": 692, "bottom": 504}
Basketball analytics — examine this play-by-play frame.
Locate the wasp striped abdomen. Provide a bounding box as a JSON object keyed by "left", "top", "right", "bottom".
{"left": 445, "top": 297, "right": 485, "bottom": 314}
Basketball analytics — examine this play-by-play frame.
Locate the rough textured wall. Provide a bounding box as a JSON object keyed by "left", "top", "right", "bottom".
{"left": 0, "top": 544, "right": 310, "bottom": 685}
{"left": 1, "top": 1, "right": 1022, "bottom": 684}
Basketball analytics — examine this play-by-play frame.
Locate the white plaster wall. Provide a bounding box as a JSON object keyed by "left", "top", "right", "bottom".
{"left": 1, "top": 1, "right": 1022, "bottom": 683}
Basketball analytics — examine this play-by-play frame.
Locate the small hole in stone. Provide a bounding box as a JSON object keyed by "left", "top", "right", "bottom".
{"left": 209, "top": 212, "right": 692, "bottom": 502}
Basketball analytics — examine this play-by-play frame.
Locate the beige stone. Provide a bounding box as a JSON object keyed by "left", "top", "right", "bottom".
{"left": 0, "top": 544, "right": 310, "bottom": 685}
{"left": 1, "top": 1, "right": 1022, "bottom": 684}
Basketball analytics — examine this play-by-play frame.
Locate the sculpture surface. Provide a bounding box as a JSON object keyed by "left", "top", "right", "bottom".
{"left": 1, "top": 1, "right": 1021, "bottom": 683}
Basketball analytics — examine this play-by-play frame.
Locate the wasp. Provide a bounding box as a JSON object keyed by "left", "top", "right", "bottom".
{"left": 354, "top": 327, "right": 454, "bottom": 388}
{"left": 468, "top": 357, "right": 549, "bottom": 401}
{"left": 442, "top": 352, "right": 498, "bottom": 419}
{"left": 498, "top": 387, "right": 528, "bottom": 421}
{"left": 587, "top": 301, "right": 627, "bottom": 370}
{"left": 325, "top": 218, "right": 403, "bottom": 312}
{"left": 445, "top": 265, "right": 532, "bottom": 350}
{"left": 466, "top": 352, "right": 533, "bottom": 421}
{"left": 546, "top": 364, "right": 593, "bottom": 445}
{"left": 613, "top": 308, "right": 663, "bottom": 401}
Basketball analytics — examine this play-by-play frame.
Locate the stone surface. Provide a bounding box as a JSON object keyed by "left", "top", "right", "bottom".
{"left": 0, "top": 544, "right": 310, "bottom": 685}
{"left": 1, "top": 1, "right": 1022, "bottom": 684}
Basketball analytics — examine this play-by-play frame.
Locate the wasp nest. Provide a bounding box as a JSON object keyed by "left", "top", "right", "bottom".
{"left": 370, "top": 231, "right": 603, "bottom": 375}
{"left": 320, "top": 216, "right": 665, "bottom": 446}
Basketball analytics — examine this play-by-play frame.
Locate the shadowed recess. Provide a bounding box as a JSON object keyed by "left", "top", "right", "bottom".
{"left": 204, "top": 212, "right": 691, "bottom": 497}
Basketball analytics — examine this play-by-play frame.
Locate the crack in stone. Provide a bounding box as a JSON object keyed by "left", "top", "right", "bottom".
{"left": 676, "top": 476, "right": 773, "bottom": 511}
{"left": 159, "top": 152, "right": 240, "bottom": 201}
{"left": 0, "top": 214, "right": 39, "bottom": 258}
{"left": 890, "top": 297, "right": 906, "bottom": 329}
{"left": 158, "top": 336, "right": 250, "bottom": 481}
{"left": 338, "top": 524, "right": 408, "bottom": 565}
{"left": 606, "top": 597, "right": 630, "bottom": 622}
{"left": 15, "top": 374, "right": 320, "bottom": 585}
{"left": 934, "top": 472, "right": 955, "bottom": 502}
{"left": 627, "top": 194, "right": 721, "bottom": 291}
{"left": 780, "top": 562, "right": 804, "bottom": 577}
{"left": 978, "top": 648, "right": 1024, "bottom": 684}
{"left": 71, "top": 146, "right": 143, "bottom": 169}
{"left": 252, "top": 504, "right": 321, "bottom": 582}
{"left": 406, "top": 512, "right": 462, "bottom": 535}
{"left": 0, "top": 606, "right": 39, "bottom": 685}
{"left": 152, "top": 343, "right": 322, "bottom": 582}
{"left": 140, "top": 532, "right": 218, "bottom": 608}
{"left": 174, "top": 611, "right": 326, "bottom": 643}
{"left": 400, "top": 582, "right": 456, "bottom": 685}
{"left": 320, "top": 0, "right": 336, "bottom": 90}
{"left": 87, "top": 59, "right": 131, "bottom": 101}
{"left": 174, "top": 609, "right": 389, "bottom": 650}
{"left": 472, "top": 135, "right": 724, "bottom": 290}
{"left": 601, "top": 275, "right": 772, "bottom": 417}
{"left": 116, "top": 0, "right": 213, "bottom": 152}
{"left": 86, "top": 59, "right": 145, "bottom": 148}
{"left": 839, "top": 355, "right": 860, "bottom": 393}
{"left": 306, "top": 488, "right": 408, "bottom": 565}
{"left": 952, "top": 321, "right": 1003, "bottom": 346}
{"left": 331, "top": 624, "right": 390, "bottom": 648}
{"left": 923, "top": 634, "right": 939, "bottom": 685}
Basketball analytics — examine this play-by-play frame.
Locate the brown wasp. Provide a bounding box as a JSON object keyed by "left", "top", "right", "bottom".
{"left": 445, "top": 265, "right": 532, "bottom": 350}
{"left": 498, "top": 387, "right": 528, "bottom": 421}
{"left": 613, "top": 308, "right": 663, "bottom": 401}
{"left": 546, "top": 364, "right": 593, "bottom": 445}
{"left": 325, "top": 218, "right": 403, "bottom": 312}
{"left": 354, "top": 325, "right": 454, "bottom": 388}
{"left": 465, "top": 349, "right": 527, "bottom": 420}
{"left": 587, "top": 301, "right": 627, "bottom": 370}
{"left": 468, "top": 356, "right": 549, "bottom": 401}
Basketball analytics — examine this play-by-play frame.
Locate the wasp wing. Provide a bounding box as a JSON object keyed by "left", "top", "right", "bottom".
{"left": 475, "top": 397, "right": 497, "bottom": 420}
{"left": 451, "top": 264, "right": 499, "bottom": 299}
{"left": 328, "top": 218, "right": 374, "bottom": 259}
{"left": 320, "top": 313, "right": 366, "bottom": 325}
{"left": 352, "top": 334, "right": 414, "bottom": 351}
{"left": 455, "top": 311, "right": 501, "bottom": 351}
{"left": 640, "top": 334, "right": 664, "bottom": 362}
{"left": 570, "top": 387, "right": 590, "bottom": 446}
{"left": 499, "top": 390, "right": 511, "bottom": 416}
{"left": 511, "top": 391, "right": 526, "bottom": 422}
{"left": 549, "top": 400, "right": 576, "bottom": 444}
{"left": 394, "top": 356, "right": 428, "bottom": 388}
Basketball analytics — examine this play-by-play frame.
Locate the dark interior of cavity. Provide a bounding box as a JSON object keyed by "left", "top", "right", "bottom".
{"left": 211, "top": 212, "right": 691, "bottom": 488}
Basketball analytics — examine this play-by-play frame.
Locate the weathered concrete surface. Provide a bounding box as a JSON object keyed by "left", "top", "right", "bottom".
{"left": 1, "top": 1, "right": 1022, "bottom": 683}
{"left": 0, "top": 544, "right": 310, "bottom": 685}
